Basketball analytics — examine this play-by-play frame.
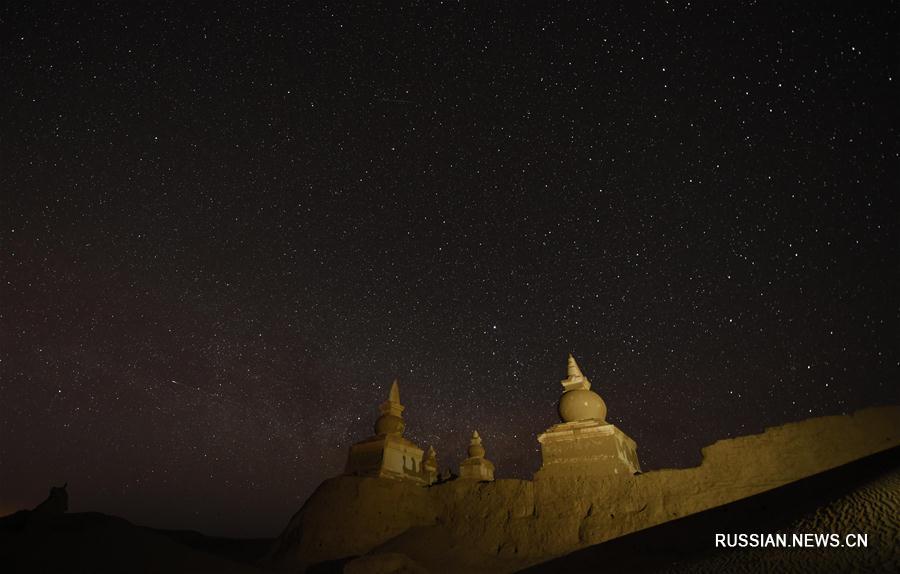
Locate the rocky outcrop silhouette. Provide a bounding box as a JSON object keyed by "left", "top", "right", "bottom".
{"left": 31, "top": 483, "right": 68, "bottom": 516}
{"left": 0, "top": 492, "right": 270, "bottom": 574}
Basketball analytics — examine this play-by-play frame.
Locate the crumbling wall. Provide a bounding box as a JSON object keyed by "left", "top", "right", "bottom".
{"left": 270, "top": 405, "right": 900, "bottom": 573}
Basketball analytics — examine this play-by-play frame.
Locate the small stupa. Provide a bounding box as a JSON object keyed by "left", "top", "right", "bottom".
{"left": 459, "top": 430, "right": 495, "bottom": 481}
{"left": 345, "top": 380, "right": 432, "bottom": 484}
{"left": 535, "top": 355, "right": 640, "bottom": 478}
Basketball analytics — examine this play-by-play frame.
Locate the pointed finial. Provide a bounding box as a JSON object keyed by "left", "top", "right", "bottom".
{"left": 375, "top": 379, "right": 405, "bottom": 435}
{"left": 468, "top": 430, "right": 486, "bottom": 458}
{"left": 567, "top": 354, "right": 583, "bottom": 378}
{"left": 388, "top": 378, "right": 400, "bottom": 403}
{"left": 561, "top": 354, "right": 591, "bottom": 391}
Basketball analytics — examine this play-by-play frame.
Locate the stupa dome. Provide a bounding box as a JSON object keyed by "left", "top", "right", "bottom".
{"left": 559, "top": 388, "right": 607, "bottom": 422}
{"left": 557, "top": 355, "right": 608, "bottom": 423}
{"left": 375, "top": 413, "right": 405, "bottom": 435}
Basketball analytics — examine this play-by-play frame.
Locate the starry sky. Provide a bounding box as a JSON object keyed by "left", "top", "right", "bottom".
{"left": 2, "top": 2, "right": 897, "bottom": 538}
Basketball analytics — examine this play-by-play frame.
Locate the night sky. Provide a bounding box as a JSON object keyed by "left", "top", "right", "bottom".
{"left": 2, "top": 2, "right": 898, "bottom": 538}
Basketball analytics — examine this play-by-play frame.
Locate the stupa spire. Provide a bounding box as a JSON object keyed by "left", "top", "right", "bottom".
{"left": 375, "top": 379, "right": 405, "bottom": 435}
{"left": 567, "top": 354, "right": 583, "bottom": 378}
{"left": 388, "top": 378, "right": 400, "bottom": 403}
{"left": 561, "top": 353, "right": 592, "bottom": 392}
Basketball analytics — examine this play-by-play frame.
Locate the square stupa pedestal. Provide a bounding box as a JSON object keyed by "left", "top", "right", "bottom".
{"left": 345, "top": 434, "right": 427, "bottom": 484}
{"left": 459, "top": 457, "right": 495, "bottom": 481}
{"left": 535, "top": 420, "right": 640, "bottom": 479}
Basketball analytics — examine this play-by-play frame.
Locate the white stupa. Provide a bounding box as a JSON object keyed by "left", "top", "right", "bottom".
{"left": 535, "top": 355, "right": 640, "bottom": 478}
{"left": 459, "top": 430, "right": 495, "bottom": 481}
{"left": 344, "top": 380, "right": 433, "bottom": 484}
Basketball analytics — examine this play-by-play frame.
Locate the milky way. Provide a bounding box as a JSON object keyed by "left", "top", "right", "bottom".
{"left": 2, "top": 3, "right": 897, "bottom": 537}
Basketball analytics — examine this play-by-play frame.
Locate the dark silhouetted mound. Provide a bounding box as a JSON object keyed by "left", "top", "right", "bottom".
{"left": 0, "top": 510, "right": 270, "bottom": 573}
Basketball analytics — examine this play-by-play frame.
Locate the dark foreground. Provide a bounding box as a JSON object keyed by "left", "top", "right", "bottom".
{"left": 0, "top": 510, "right": 272, "bottom": 573}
